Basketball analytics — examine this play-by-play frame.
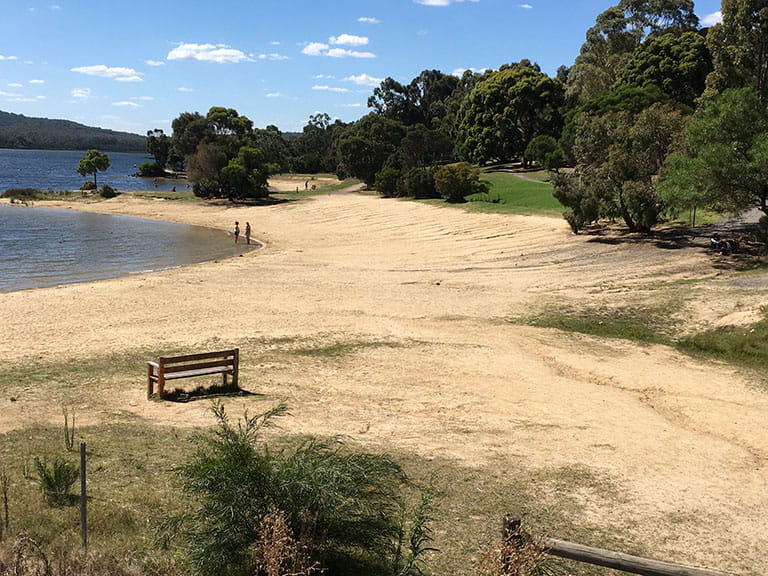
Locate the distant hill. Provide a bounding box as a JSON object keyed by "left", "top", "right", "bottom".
{"left": 0, "top": 110, "right": 146, "bottom": 152}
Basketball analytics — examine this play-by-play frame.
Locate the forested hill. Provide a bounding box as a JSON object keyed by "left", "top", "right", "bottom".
{"left": 0, "top": 110, "right": 146, "bottom": 152}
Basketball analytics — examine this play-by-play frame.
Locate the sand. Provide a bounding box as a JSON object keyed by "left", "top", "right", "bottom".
{"left": 0, "top": 187, "right": 766, "bottom": 574}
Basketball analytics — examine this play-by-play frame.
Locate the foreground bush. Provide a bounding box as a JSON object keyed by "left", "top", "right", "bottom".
{"left": 163, "top": 403, "right": 433, "bottom": 576}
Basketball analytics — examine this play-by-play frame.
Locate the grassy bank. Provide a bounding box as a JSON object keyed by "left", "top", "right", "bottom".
{"left": 513, "top": 301, "right": 768, "bottom": 381}
{"left": 467, "top": 171, "right": 562, "bottom": 216}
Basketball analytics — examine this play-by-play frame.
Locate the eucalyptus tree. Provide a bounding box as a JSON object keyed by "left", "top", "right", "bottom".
{"left": 456, "top": 62, "right": 565, "bottom": 165}
{"left": 567, "top": 0, "right": 700, "bottom": 103}
{"left": 705, "top": 0, "right": 768, "bottom": 102}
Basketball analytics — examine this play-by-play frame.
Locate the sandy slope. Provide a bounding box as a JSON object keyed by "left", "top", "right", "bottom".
{"left": 0, "top": 191, "right": 766, "bottom": 573}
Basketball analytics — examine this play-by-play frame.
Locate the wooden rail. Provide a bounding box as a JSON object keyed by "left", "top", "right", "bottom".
{"left": 503, "top": 515, "right": 734, "bottom": 576}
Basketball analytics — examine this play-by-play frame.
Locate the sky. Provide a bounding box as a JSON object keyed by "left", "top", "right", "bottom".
{"left": 0, "top": 0, "right": 725, "bottom": 136}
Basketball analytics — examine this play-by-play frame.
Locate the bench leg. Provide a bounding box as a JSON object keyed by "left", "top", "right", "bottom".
{"left": 158, "top": 375, "right": 165, "bottom": 400}
{"left": 147, "top": 365, "right": 153, "bottom": 399}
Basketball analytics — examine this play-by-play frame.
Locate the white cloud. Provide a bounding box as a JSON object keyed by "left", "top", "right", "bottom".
{"left": 71, "top": 64, "right": 143, "bottom": 82}
{"left": 167, "top": 42, "right": 254, "bottom": 63}
{"left": 29, "top": 79, "right": 45, "bottom": 84}
{"left": 0, "top": 90, "right": 22, "bottom": 98}
{"left": 113, "top": 101, "right": 140, "bottom": 107}
{"left": 0, "top": 55, "right": 18, "bottom": 61}
{"left": 145, "top": 60, "right": 165, "bottom": 67}
{"left": 330, "top": 34, "right": 369, "bottom": 46}
{"left": 258, "top": 53, "right": 290, "bottom": 61}
{"left": 313, "top": 85, "right": 349, "bottom": 92}
{"left": 358, "top": 17, "right": 380, "bottom": 24}
{"left": 452, "top": 66, "right": 490, "bottom": 77}
{"left": 327, "top": 48, "right": 375, "bottom": 58}
{"left": 344, "top": 73, "right": 383, "bottom": 86}
{"left": 177, "top": 86, "right": 193, "bottom": 92}
{"left": 8, "top": 83, "right": 23, "bottom": 88}
{"left": 270, "top": 41, "right": 280, "bottom": 46}
{"left": 7, "top": 97, "right": 42, "bottom": 103}
{"left": 131, "top": 96, "right": 154, "bottom": 101}
{"left": 341, "top": 103, "right": 363, "bottom": 108}
{"left": 701, "top": 11, "right": 722, "bottom": 26}
{"left": 266, "top": 92, "right": 282, "bottom": 98}
{"left": 519, "top": 3, "right": 533, "bottom": 8}
{"left": 302, "top": 42, "right": 329, "bottom": 56}
{"left": 71, "top": 87, "right": 91, "bottom": 100}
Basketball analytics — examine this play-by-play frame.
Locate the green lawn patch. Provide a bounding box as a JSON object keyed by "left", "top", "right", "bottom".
{"left": 465, "top": 171, "right": 563, "bottom": 216}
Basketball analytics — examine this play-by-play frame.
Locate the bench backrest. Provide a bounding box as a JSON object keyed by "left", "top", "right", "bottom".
{"left": 159, "top": 349, "right": 238, "bottom": 373}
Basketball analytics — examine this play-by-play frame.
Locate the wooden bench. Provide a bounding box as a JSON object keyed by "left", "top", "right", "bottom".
{"left": 147, "top": 348, "right": 239, "bottom": 400}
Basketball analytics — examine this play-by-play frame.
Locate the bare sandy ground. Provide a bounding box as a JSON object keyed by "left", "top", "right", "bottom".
{"left": 1, "top": 190, "right": 766, "bottom": 574}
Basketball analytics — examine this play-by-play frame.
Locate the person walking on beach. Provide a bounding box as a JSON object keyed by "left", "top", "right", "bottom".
{"left": 234, "top": 221, "right": 240, "bottom": 244}
{"left": 245, "top": 222, "right": 251, "bottom": 245}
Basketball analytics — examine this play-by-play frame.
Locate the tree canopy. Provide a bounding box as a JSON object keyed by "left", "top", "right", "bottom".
{"left": 456, "top": 63, "right": 565, "bottom": 165}
{"left": 660, "top": 87, "right": 768, "bottom": 217}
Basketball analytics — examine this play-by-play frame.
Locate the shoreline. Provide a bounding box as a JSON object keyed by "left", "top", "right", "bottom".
{"left": 0, "top": 199, "right": 259, "bottom": 293}
{"left": 0, "top": 191, "right": 766, "bottom": 571}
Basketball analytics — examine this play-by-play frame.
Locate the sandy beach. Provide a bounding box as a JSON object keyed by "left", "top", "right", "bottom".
{"left": 1, "top": 186, "right": 766, "bottom": 574}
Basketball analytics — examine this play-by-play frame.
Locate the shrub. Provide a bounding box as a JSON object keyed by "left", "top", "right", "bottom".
{"left": 99, "top": 184, "right": 118, "bottom": 198}
{"left": 1, "top": 188, "right": 42, "bottom": 200}
{"left": 137, "top": 161, "right": 164, "bottom": 177}
{"left": 434, "top": 162, "right": 489, "bottom": 203}
{"left": 164, "top": 402, "right": 433, "bottom": 576}
{"left": 80, "top": 181, "right": 97, "bottom": 191}
{"left": 375, "top": 166, "right": 401, "bottom": 198}
{"left": 34, "top": 457, "right": 79, "bottom": 506}
{"left": 402, "top": 167, "right": 438, "bottom": 199}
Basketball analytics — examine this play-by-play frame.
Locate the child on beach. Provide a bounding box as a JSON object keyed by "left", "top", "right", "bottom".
{"left": 234, "top": 221, "right": 240, "bottom": 244}
{"left": 245, "top": 222, "right": 251, "bottom": 245}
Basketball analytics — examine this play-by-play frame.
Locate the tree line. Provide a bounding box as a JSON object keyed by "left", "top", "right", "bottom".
{"left": 146, "top": 0, "right": 768, "bottom": 236}
{"left": 0, "top": 110, "right": 146, "bottom": 152}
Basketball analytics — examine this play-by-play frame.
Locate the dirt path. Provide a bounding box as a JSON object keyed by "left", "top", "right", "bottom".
{"left": 0, "top": 192, "right": 765, "bottom": 573}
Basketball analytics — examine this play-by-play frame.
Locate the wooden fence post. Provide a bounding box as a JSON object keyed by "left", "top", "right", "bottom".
{"left": 504, "top": 514, "right": 733, "bottom": 576}
{"left": 80, "top": 442, "right": 87, "bottom": 549}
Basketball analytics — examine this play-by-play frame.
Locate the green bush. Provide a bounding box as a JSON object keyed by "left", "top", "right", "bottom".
{"left": 375, "top": 166, "right": 401, "bottom": 198}
{"left": 434, "top": 162, "right": 489, "bottom": 203}
{"left": 34, "top": 457, "right": 79, "bottom": 506}
{"left": 1, "top": 188, "right": 42, "bottom": 200}
{"left": 137, "top": 161, "right": 164, "bottom": 177}
{"left": 403, "top": 167, "right": 438, "bottom": 199}
{"left": 80, "top": 181, "right": 97, "bottom": 191}
{"left": 164, "top": 403, "right": 432, "bottom": 576}
{"left": 99, "top": 184, "right": 118, "bottom": 198}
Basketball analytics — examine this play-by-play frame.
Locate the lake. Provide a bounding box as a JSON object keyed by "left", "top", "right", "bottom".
{"left": 0, "top": 203, "right": 251, "bottom": 293}
{"left": 0, "top": 149, "right": 252, "bottom": 292}
{"left": 0, "top": 148, "right": 183, "bottom": 192}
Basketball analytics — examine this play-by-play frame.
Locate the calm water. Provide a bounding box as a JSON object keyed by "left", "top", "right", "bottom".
{"left": 0, "top": 148, "right": 183, "bottom": 192}
{"left": 0, "top": 203, "right": 252, "bottom": 293}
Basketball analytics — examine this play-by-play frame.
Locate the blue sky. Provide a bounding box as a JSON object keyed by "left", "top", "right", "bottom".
{"left": 0, "top": 0, "right": 724, "bottom": 136}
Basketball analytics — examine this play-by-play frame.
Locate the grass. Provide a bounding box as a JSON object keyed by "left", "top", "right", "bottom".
{"left": 464, "top": 171, "right": 563, "bottom": 216}
{"left": 515, "top": 301, "right": 768, "bottom": 383}
{"left": 677, "top": 308, "right": 768, "bottom": 373}
{"left": 512, "top": 303, "right": 679, "bottom": 346}
{"left": 0, "top": 340, "right": 640, "bottom": 576}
